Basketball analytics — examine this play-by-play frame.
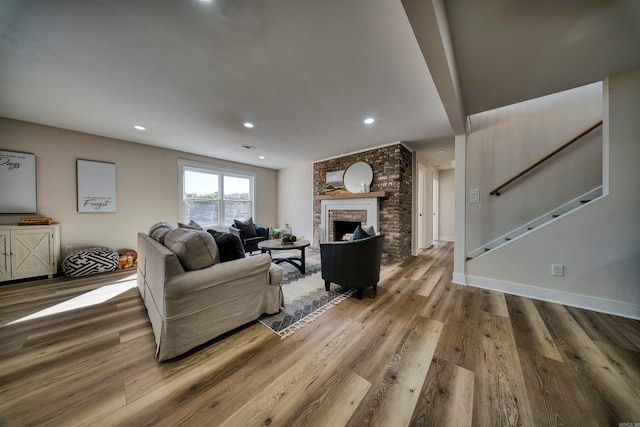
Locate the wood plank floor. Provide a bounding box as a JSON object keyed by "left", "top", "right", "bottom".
{"left": 1, "top": 241, "right": 639, "bottom": 426}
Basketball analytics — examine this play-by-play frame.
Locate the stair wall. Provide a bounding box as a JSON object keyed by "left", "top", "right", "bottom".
{"left": 465, "top": 67, "right": 640, "bottom": 319}
{"left": 465, "top": 82, "right": 603, "bottom": 252}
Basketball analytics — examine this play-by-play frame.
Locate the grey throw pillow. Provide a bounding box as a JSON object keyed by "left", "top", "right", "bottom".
{"left": 149, "top": 222, "right": 175, "bottom": 244}
{"left": 164, "top": 228, "right": 220, "bottom": 270}
{"left": 365, "top": 226, "right": 376, "bottom": 236}
{"left": 351, "top": 225, "right": 372, "bottom": 241}
{"left": 178, "top": 220, "right": 203, "bottom": 230}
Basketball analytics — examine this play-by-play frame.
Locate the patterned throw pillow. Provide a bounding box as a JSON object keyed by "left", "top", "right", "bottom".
{"left": 62, "top": 247, "right": 119, "bottom": 277}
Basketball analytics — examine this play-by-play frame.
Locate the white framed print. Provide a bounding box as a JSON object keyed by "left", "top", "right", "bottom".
{"left": 77, "top": 160, "right": 116, "bottom": 212}
{"left": 0, "top": 149, "right": 37, "bottom": 213}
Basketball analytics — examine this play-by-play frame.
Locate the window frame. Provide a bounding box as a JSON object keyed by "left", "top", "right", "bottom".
{"left": 178, "top": 159, "right": 256, "bottom": 228}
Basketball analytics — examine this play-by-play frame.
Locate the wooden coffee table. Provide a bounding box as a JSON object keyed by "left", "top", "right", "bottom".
{"left": 258, "top": 239, "right": 311, "bottom": 274}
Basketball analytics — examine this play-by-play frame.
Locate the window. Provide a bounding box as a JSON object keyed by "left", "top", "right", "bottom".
{"left": 179, "top": 160, "right": 255, "bottom": 228}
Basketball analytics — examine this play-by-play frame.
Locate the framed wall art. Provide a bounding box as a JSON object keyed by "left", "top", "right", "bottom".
{"left": 0, "top": 149, "right": 37, "bottom": 213}
{"left": 77, "top": 160, "right": 117, "bottom": 212}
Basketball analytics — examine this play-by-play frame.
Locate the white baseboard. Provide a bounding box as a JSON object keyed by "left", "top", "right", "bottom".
{"left": 452, "top": 272, "right": 466, "bottom": 286}
{"left": 466, "top": 275, "right": 640, "bottom": 320}
{"left": 438, "top": 236, "right": 454, "bottom": 242}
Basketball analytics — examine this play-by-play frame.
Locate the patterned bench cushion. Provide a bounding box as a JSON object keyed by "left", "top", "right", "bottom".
{"left": 62, "top": 247, "right": 119, "bottom": 277}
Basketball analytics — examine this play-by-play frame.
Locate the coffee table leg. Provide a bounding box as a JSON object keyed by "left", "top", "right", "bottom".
{"left": 300, "top": 246, "right": 305, "bottom": 275}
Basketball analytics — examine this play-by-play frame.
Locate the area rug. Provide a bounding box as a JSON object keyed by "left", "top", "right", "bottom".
{"left": 259, "top": 257, "right": 354, "bottom": 338}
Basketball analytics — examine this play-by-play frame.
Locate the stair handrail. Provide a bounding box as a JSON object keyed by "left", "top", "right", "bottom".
{"left": 489, "top": 120, "right": 603, "bottom": 196}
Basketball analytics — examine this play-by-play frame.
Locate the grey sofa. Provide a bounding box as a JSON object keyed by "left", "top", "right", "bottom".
{"left": 137, "top": 227, "right": 284, "bottom": 361}
{"left": 320, "top": 234, "right": 385, "bottom": 299}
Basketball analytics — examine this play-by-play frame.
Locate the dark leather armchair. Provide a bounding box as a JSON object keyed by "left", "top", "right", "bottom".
{"left": 229, "top": 223, "right": 269, "bottom": 254}
{"left": 320, "top": 234, "right": 384, "bottom": 299}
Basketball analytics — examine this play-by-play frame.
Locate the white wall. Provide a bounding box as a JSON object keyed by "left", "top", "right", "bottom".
{"left": 465, "top": 83, "right": 603, "bottom": 251}
{"left": 276, "top": 162, "right": 314, "bottom": 244}
{"left": 0, "top": 118, "right": 277, "bottom": 252}
{"left": 438, "top": 168, "right": 455, "bottom": 241}
{"left": 466, "top": 67, "right": 640, "bottom": 319}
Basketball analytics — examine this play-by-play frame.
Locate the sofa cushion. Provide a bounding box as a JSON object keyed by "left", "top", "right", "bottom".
{"left": 164, "top": 228, "right": 220, "bottom": 270}
{"left": 365, "top": 225, "right": 376, "bottom": 237}
{"left": 233, "top": 217, "right": 257, "bottom": 238}
{"left": 351, "top": 225, "right": 372, "bottom": 241}
{"left": 207, "top": 230, "right": 246, "bottom": 263}
{"left": 149, "top": 222, "right": 175, "bottom": 244}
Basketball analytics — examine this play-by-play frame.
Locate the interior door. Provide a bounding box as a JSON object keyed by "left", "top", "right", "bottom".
{"left": 418, "top": 168, "right": 425, "bottom": 248}
{"left": 433, "top": 174, "right": 439, "bottom": 241}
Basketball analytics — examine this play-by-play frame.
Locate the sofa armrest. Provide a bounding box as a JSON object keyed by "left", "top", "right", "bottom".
{"left": 269, "top": 263, "right": 283, "bottom": 286}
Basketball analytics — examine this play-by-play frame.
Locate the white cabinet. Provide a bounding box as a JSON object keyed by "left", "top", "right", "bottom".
{"left": 0, "top": 224, "right": 60, "bottom": 282}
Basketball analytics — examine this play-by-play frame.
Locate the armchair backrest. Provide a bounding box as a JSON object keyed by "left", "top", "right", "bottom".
{"left": 229, "top": 223, "right": 269, "bottom": 240}
{"left": 229, "top": 223, "right": 269, "bottom": 253}
{"left": 320, "top": 235, "right": 384, "bottom": 288}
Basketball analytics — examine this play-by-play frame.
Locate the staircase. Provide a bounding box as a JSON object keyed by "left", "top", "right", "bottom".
{"left": 466, "top": 186, "right": 603, "bottom": 260}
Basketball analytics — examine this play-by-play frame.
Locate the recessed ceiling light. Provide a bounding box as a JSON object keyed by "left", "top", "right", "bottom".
{"left": 364, "top": 118, "right": 375, "bottom": 125}
{"left": 134, "top": 125, "right": 146, "bottom": 131}
{"left": 243, "top": 122, "right": 254, "bottom": 129}
{"left": 258, "top": 156, "right": 265, "bottom": 160}
{"left": 437, "top": 150, "right": 446, "bottom": 154}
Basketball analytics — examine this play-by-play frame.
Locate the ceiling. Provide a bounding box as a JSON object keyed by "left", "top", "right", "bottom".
{"left": 445, "top": 0, "right": 640, "bottom": 115}
{"left": 0, "top": 0, "right": 454, "bottom": 170}
{"left": 1, "top": 1, "right": 638, "bottom": 171}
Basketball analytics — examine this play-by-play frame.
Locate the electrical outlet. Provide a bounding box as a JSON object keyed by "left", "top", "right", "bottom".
{"left": 551, "top": 264, "right": 564, "bottom": 277}
{"left": 470, "top": 188, "right": 480, "bottom": 203}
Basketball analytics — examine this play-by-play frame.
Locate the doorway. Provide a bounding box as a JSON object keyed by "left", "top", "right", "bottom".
{"left": 433, "top": 173, "right": 439, "bottom": 241}
{"left": 418, "top": 166, "right": 426, "bottom": 249}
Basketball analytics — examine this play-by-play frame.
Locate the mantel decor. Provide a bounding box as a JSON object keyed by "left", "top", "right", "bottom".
{"left": 77, "top": 160, "right": 117, "bottom": 212}
{"left": 314, "top": 191, "right": 387, "bottom": 200}
{"left": 343, "top": 161, "right": 373, "bottom": 193}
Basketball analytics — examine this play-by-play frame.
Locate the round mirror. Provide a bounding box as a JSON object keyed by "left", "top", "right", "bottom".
{"left": 343, "top": 161, "right": 373, "bottom": 193}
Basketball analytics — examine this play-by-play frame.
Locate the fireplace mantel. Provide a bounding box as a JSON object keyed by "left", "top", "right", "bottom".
{"left": 314, "top": 191, "right": 387, "bottom": 200}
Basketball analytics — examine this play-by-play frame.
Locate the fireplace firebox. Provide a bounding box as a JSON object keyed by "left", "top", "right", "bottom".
{"left": 333, "top": 220, "right": 361, "bottom": 241}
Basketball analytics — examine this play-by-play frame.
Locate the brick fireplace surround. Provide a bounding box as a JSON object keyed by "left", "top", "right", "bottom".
{"left": 313, "top": 144, "right": 413, "bottom": 261}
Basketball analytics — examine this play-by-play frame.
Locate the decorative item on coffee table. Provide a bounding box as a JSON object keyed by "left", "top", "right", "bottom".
{"left": 281, "top": 223, "right": 292, "bottom": 242}
{"left": 269, "top": 228, "right": 281, "bottom": 239}
{"left": 258, "top": 238, "right": 309, "bottom": 274}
